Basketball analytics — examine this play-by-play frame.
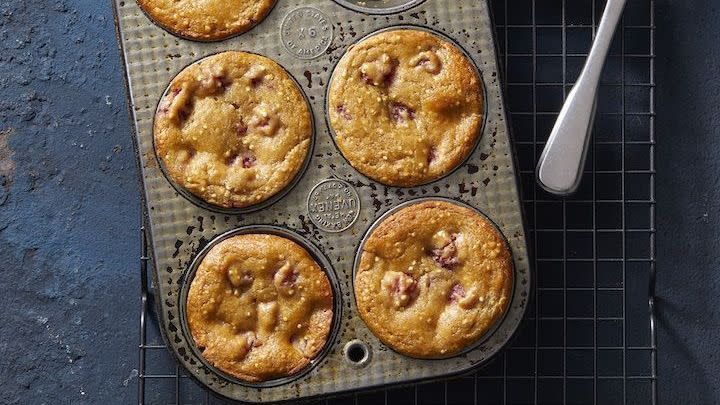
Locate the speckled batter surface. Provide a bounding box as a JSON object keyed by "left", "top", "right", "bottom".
{"left": 137, "top": 0, "right": 275, "bottom": 41}
{"left": 355, "top": 201, "right": 513, "bottom": 358}
{"left": 186, "top": 234, "right": 334, "bottom": 382}
{"left": 328, "top": 29, "right": 484, "bottom": 187}
{"left": 153, "top": 51, "right": 312, "bottom": 209}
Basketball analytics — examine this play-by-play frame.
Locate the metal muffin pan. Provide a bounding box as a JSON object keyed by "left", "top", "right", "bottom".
{"left": 113, "top": 0, "right": 531, "bottom": 402}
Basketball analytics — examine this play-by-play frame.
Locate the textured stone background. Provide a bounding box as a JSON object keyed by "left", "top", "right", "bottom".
{"left": 0, "top": 0, "right": 718, "bottom": 404}
{"left": 655, "top": 0, "right": 720, "bottom": 404}
{"left": 0, "top": 1, "right": 138, "bottom": 404}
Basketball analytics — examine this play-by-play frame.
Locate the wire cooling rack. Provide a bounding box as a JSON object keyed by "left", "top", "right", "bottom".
{"left": 136, "top": 0, "right": 656, "bottom": 403}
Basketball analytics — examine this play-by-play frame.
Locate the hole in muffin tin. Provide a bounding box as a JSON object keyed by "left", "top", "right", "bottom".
{"left": 324, "top": 25, "right": 489, "bottom": 188}
{"left": 333, "top": 0, "right": 426, "bottom": 15}
{"left": 152, "top": 51, "right": 316, "bottom": 215}
{"left": 177, "top": 225, "right": 343, "bottom": 388}
{"left": 351, "top": 197, "right": 517, "bottom": 359}
{"left": 343, "top": 340, "right": 371, "bottom": 367}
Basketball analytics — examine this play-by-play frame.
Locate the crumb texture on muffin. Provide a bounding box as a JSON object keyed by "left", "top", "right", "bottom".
{"left": 186, "top": 234, "right": 334, "bottom": 382}
{"left": 154, "top": 51, "right": 312, "bottom": 209}
{"left": 137, "top": 0, "right": 275, "bottom": 41}
{"left": 355, "top": 201, "right": 513, "bottom": 358}
{"left": 328, "top": 29, "right": 484, "bottom": 187}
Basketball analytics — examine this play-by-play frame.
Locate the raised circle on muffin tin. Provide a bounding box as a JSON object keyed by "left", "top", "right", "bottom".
{"left": 135, "top": 0, "right": 279, "bottom": 42}
{"left": 352, "top": 197, "right": 516, "bottom": 359}
{"left": 333, "top": 0, "right": 426, "bottom": 15}
{"left": 177, "top": 225, "right": 343, "bottom": 388}
{"left": 152, "top": 51, "right": 316, "bottom": 215}
{"left": 325, "top": 25, "right": 489, "bottom": 188}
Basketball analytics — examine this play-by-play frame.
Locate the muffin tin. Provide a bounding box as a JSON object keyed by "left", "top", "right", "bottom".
{"left": 112, "top": 0, "right": 531, "bottom": 402}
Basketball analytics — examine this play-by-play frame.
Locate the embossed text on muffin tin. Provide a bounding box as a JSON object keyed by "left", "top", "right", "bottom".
{"left": 307, "top": 179, "right": 360, "bottom": 233}
{"left": 281, "top": 7, "right": 333, "bottom": 60}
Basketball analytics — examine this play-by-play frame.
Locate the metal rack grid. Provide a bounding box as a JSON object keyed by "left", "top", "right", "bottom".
{"left": 136, "top": 0, "right": 656, "bottom": 403}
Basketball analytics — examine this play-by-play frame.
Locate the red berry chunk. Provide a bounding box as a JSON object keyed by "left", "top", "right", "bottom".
{"left": 389, "top": 102, "right": 415, "bottom": 123}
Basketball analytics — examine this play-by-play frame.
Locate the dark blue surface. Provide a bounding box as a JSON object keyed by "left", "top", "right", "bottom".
{"left": 0, "top": 0, "right": 718, "bottom": 404}
{"left": 655, "top": 0, "right": 720, "bottom": 404}
{"left": 0, "top": 1, "right": 138, "bottom": 404}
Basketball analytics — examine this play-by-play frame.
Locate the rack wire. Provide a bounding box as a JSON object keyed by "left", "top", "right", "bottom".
{"left": 137, "top": 0, "right": 656, "bottom": 403}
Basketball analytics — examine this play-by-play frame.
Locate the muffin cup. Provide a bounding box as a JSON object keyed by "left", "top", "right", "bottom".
{"left": 178, "top": 225, "right": 343, "bottom": 388}
{"left": 332, "top": 0, "right": 425, "bottom": 15}
{"left": 152, "top": 52, "right": 316, "bottom": 215}
{"left": 325, "top": 25, "right": 489, "bottom": 188}
{"left": 352, "top": 197, "right": 516, "bottom": 359}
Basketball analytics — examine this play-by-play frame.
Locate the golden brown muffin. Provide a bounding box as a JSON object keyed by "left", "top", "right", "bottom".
{"left": 328, "top": 29, "right": 484, "bottom": 187}
{"left": 137, "top": 0, "right": 275, "bottom": 41}
{"left": 186, "top": 234, "right": 334, "bottom": 382}
{"left": 154, "top": 51, "right": 312, "bottom": 209}
{"left": 355, "top": 200, "right": 513, "bottom": 358}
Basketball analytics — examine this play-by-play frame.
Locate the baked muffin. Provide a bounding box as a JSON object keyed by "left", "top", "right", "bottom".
{"left": 186, "top": 233, "right": 334, "bottom": 382}
{"left": 328, "top": 29, "right": 484, "bottom": 187}
{"left": 355, "top": 200, "right": 513, "bottom": 358}
{"left": 154, "top": 51, "right": 312, "bottom": 209}
{"left": 137, "top": 0, "right": 275, "bottom": 41}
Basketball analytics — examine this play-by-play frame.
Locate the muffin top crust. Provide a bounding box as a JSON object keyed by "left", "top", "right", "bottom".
{"left": 137, "top": 0, "right": 276, "bottom": 41}
{"left": 355, "top": 200, "right": 513, "bottom": 358}
{"left": 328, "top": 29, "right": 484, "bottom": 187}
{"left": 186, "top": 233, "right": 334, "bottom": 382}
{"left": 154, "top": 51, "right": 312, "bottom": 209}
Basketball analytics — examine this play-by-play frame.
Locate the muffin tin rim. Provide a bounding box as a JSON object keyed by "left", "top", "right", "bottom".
{"left": 324, "top": 24, "right": 490, "bottom": 188}
{"left": 351, "top": 196, "right": 518, "bottom": 360}
{"left": 151, "top": 50, "right": 317, "bottom": 215}
{"left": 332, "top": 0, "right": 427, "bottom": 15}
{"left": 176, "top": 225, "right": 344, "bottom": 388}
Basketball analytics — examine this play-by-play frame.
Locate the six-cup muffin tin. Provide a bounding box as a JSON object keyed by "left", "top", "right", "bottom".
{"left": 112, "top": 0, "right": 531, "bottom": 402}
